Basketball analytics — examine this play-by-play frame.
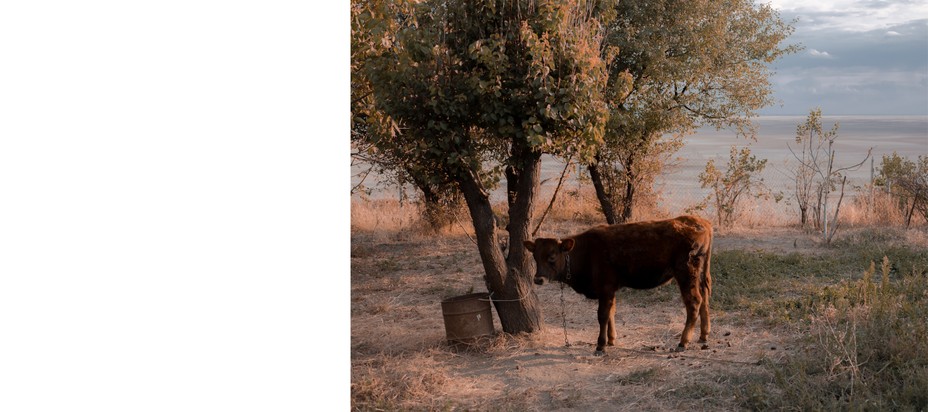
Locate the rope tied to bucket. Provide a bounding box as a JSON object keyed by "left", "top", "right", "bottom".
{"left": 479, "top": 291, "right": 530, "bottom": 303}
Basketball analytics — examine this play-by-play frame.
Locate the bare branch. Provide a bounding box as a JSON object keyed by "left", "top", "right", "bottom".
{"left": 533, "top": 156, "right": 573, "bottom": 237}
{"left": 351, "top": 165, "right": 374, "bottom": 195}
{"left": 832, "top": 148, "right": 873, "bottom": 175}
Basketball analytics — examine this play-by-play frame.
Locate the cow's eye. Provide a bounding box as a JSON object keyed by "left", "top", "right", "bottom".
{"left": 547, "top": 256, "right": 556, "bottom": 264}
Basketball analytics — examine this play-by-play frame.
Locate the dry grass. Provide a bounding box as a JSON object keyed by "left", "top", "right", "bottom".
{"left": 351, "top": 197, "right": 478, "bottom": 241}
{"left": 350, "top": 187, "right": 928, "bottom": 410}
{"left": 840, "top": 189, "right": 920, "bottom": 227}
{"left": 352, "top": 351, "right": 455, "bottom": 411}
{"left": 351, "top": 198, "right": 423, "bottom": 233}
{"left": 352, "top": 183, "right": 924, "bottom": 244}
{"left": 532, "top": 185, "right": 709, "bottom": 237}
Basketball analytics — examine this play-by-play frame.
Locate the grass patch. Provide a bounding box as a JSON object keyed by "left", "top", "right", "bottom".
{"left": 706, "top": 229, "right": 928, "bottom": 410}
{"left": 749, "top": 259, "right": 928, "bottom": 410}
{"left": 711, "top": 234, "right": 928, "bottom": 322}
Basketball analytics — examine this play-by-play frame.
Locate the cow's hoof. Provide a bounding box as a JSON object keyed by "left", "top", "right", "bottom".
{"left": 607, "top": 341, "right": 616, "bottom": 347}
{"left": 593, "top": 350, "right": 605, "bottom": 356}
{"left": 674, "top": 345, "right": 686, "bottom": 352}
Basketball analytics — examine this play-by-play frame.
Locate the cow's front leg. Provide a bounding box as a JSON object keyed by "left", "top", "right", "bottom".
{"left": 595, "top": 295, "right": 615, "bottom": 355}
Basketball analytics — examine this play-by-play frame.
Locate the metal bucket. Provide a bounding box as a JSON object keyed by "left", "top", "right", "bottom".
{"left": 441, "top": 293, "right": 495, "bottom": 345}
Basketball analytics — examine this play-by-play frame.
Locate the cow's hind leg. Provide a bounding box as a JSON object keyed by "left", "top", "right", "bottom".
{"left": 607, "top": 295, "right": 617, "bottom": 347}
{"left": 698, "top": 246, "right": 712, "bottom": 344}
{"left": 698, "top": 292, "right": 710, "bottom": 344}
{"left": 676, "top": 278, "right": 702, "bottom": 351}
{"left": 595, "top": 295, "right": 615, "bottom": 355}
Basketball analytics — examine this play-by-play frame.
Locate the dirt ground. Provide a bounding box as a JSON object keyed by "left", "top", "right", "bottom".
{"left": 350, "top": 228, "right": 822, "bottom": 410}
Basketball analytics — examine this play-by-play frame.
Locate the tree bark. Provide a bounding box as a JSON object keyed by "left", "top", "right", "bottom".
{"left": 620, "top": 157, "right": 636, "bottom": 223}
{"left": 588, "top": 156, "right": 619, "bottom": 225}
{"left": 411, "top": 173, "right": 443, "bottom": 228}
{"left": 905, "top": 197, "right": 917, "bottom": 228}
{"left": 506, "top": 145, "right": 540, "bottom": 274}
{"left": 458, "top": 153, "right": 543, "bottom": 334}
{"left": 825, "top": 176, "right": 847, "bottom": 243}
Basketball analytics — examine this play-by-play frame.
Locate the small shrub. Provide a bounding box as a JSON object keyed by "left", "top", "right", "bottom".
{"left": 877, "top": 152, "right": 928, "bottom": 227}
{"left": 698, "top": 145, "right": 768, "bottom": 227}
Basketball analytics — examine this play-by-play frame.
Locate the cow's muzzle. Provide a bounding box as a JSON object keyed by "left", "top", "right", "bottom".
{"left": 534, "top": 277, "right": 546, "bottom": 285}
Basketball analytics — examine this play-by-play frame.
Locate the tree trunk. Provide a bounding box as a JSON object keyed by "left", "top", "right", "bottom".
{"left": 799, "top": 205, "right": 807, "bottom": 227}
{"left": 620, "top": 159, "right": 636, "bottom": 223}
{"left": 905, "top": 197, "right": 917, "bottom": 228}
{"left": 458, "top": 154, "right": 543, "bottom": 334}
{"left": 813, "top": 187, "right": 824, "bottom": 230}
{"left": 825, "top": 176, "right": 846, "bottom": 244}
{"left": 588, "top": 156, "right": 619, "bottom": 225}
{"left": 410, "top": 174, "right": 445, "bottom": 229}
{"left": 618, "top": 178, "right": 634, "bottom": 223}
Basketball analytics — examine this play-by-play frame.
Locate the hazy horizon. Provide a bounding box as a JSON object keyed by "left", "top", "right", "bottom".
{"left": 353, "top": 114, "right": 927, "bottom": 203}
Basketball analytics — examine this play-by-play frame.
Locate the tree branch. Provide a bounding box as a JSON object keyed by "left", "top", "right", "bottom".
{"left": 533, "top": 156, "right": 573, "bottom": 237}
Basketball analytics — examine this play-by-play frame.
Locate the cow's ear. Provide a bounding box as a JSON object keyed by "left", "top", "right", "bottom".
{"left": 523, "top": 240, "right": 536, "bottom": 253}
{"left": 559, "top": 238, "right": 575, "bottom": 252}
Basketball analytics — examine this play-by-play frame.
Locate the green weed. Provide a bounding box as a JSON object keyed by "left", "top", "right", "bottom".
{"left": 743, "top": 257, "right": 928, "bottom": 410}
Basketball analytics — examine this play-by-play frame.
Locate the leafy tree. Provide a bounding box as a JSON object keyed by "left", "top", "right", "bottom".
{"left": 878, "top": 153, "right": 928, "bottom": 227}
{"left": 351, "top": 0, "right": 465, "bottom": 228}
{"left": 355, "top": 0, "right": 611, "bottom": 333}
{"left": 589, "top": 0, "right": 796, "bottom": 224}
{"left": 698, "top": 146, "right": 768, "bottom": 227}
{"left": 789, "top": 108, "right": 836, "bottom": 228}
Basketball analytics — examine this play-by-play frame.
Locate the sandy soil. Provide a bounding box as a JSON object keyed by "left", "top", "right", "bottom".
{"left": 351, "top": 229, "right": 812, "bottom": 410}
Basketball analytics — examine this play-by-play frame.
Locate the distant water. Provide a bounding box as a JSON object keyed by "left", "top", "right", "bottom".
{"left": 353, "top": 116, "right": 928, "bottom": 209}
{"left": 657, "top": 115, "right": 928, "bottom": 209}
{"left": 674, "top": 115, "right": 928, "bottom": 179}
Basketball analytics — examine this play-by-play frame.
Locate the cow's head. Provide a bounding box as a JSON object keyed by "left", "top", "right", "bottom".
{"left": 523, "top": 238, "right": 575, "bottom": 285}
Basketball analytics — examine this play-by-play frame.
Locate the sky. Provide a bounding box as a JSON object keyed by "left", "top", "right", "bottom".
{"left": 760, "top": 0, "right": 928, "bottom": 115}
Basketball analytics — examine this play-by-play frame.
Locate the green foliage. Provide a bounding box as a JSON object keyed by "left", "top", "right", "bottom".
{"left": 353, "top": 0, "right": 619, "bottom": 333}
{"left": 358, "top": 0, "right": 611, "bottom": 192}
{"left": 587, "top": 0, "right": 796, "bottom": 222}
{"left": 698, "top": 146, "right": 768, "bottom": 227}
{"left": 351, "top": 0, "right": 459, "bottom": 203}
{"left": 604, "top": 0, "right": 795, "bottom": 137}
{"left": 877, "top": 152, "right": 928, "bottom": 226}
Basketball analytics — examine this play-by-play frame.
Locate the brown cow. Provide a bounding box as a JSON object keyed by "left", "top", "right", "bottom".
{"left": 524, "top": 215, "right": 713, "bottom": 355}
